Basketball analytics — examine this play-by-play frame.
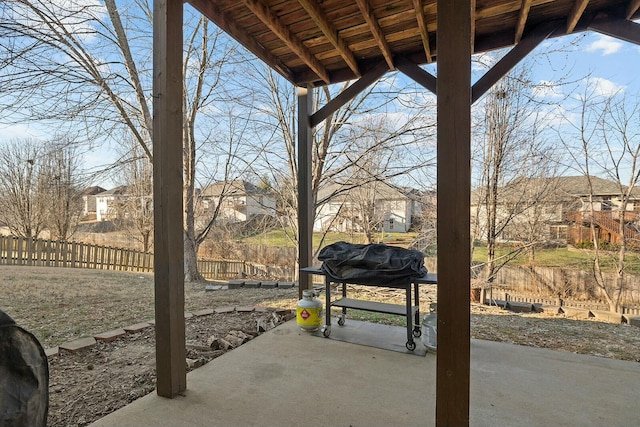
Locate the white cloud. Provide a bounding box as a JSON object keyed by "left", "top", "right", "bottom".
{"left": 587, "top": 77, "right": 625, "bottom": 97}
{"left": 548, "top": 105, "right": 578, "bottom": 128}
{"left": 584, "top": 35, "right": 623, "bottom": 55}
{"left": 532, "top": 80, "right": 564, "bottom": 99}
{"left": 0, "top": 123, "right": 46, "bottom": 141}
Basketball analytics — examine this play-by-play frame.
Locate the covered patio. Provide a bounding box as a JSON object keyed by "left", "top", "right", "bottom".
{"left": 149, "top": 1, "right": 640, "bottom": 425}
{"left": 89, "top": 320, "right": 640, "bottom": 426}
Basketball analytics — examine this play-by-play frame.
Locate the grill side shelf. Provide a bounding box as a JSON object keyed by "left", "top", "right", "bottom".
{"left": 331, "top": 298, "right": 418, "bottom": 316}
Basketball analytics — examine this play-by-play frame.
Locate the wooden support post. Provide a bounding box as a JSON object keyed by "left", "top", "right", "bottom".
{"left": 436, "top": 0, "right": 471, "bottom": 425}
{"left": 153, "top": 0, "right": 186, "bottom": 398}
{"left": 297, "top": 85, "right": 314, "bottom": 298}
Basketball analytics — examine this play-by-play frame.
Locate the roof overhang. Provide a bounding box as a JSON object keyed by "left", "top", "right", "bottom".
{"left": 188, "top": 0, "right": 640, "bottom": 87}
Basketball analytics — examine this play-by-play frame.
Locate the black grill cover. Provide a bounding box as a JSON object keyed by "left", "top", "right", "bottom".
{"left": 0, "top": 310, "right": 49, "bottom": 427}
{"left": 318, "top": 241, "right": 427, "bottom": 286}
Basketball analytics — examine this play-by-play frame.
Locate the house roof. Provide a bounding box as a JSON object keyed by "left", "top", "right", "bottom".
{"left": 317, "top": 180, "right": 418, "bottom": 203}
{"left": 553, "top": 175, "right": 626, "bottom": 197}
{"left": 189, "top": 0, "right": 639, "bottom": 87}
{"left": 95, "top": 185, "right": 128, "bottom": 197}
{"left": 473, "top": 175, "right": 640, "bottom": 204}
{"left": 81, "top": 186, "right": 107, "bottom": 196}
{"left": 200, "top": 180, "right": 270, "bottom": 197}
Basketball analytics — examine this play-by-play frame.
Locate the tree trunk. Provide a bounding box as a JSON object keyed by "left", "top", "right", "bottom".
{"left": 184, "top": 233, "right": 204, "bottom": 282}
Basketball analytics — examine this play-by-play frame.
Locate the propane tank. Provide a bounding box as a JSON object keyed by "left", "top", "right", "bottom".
{"left": 422, "top": 303, "right": 437, "bottom": 352}
{"left": 296, "top": 289, "right": 323, "bottom": 332}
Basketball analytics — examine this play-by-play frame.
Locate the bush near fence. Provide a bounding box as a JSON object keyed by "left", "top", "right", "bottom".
{"left": 0, "top": 235, "right": 295, "bottom": 280}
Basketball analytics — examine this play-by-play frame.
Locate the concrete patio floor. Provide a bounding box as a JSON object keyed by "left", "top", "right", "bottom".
{"left": 90, "top": 319, "right": 640, "bottom": 427}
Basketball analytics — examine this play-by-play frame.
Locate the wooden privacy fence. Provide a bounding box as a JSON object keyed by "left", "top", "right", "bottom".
{"left": 489, "top": 264, "right": 640, "bottom": 309}
{"left": 0, "top": 235, "right": 295, "bottom": 280}
{"left": 197, "top": 259, "right": 295, "bottom": 281}
{"left": 0, "top": 235, "right": 153, "bottom": 272}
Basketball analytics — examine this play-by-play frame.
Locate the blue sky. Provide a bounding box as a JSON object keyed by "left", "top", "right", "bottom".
{"left": 1, "top": 23, "right": 639, "bottom": 189}
{"left": 535, "top": 31, "right": 640, "bottom": 94}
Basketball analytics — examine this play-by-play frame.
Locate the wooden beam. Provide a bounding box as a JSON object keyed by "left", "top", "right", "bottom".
{"left": 627, "top": 0, "right": 640, "bottom": 19}
{"left": 297, "top": 0, "right": 360, "bottom": 77}
{"left": 515, "top": 0, "right": 533, "bottom": 43}
{"left": 471, "top": 0, "right": 476, "bottom": 52}
{"left": 297, "top": 86, "right": 314, "bottom": 298}
{"left": 436, "top": 0, "right": 471, "bottom": 425}
{"left": 412, "top": 0, "right": 432, "bottom": 63}
{"left": 567, "top": 0, "right": 590, "bottom": 34}
{"left": 590, "top": 18, "right": 640, "bottom": 45}
{"left": 153, "top": 0, "right": 186, "bottom": 398}
{"left": 355, "top": 0, "right": 395, "bottom": 70}
{"left": 189, "top": 0, "right": 294, "bottom": 83}
{"left": 242, "top": 0, "right": 330, "bottom": 84}
{"left": 396, "top": 56, "right": 436, "bottom": 95}
{"left": 310, "top": 61, "right": 388, "bottom": 128}
{"left": 472, "top": 20, "right": 560, "bottom": 104}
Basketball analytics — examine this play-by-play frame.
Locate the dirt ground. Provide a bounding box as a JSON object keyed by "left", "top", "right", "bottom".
{"left": 47, "top": 309, "right": 292, "bottom": 427}
{"left": 1, "top": 266, "right": 639, "bottom": 426}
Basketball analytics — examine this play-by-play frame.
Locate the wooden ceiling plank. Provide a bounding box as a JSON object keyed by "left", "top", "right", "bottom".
{"left": 297, "top": 0, "right": 361, "bottom": 77}
{"left": 627, "top": 0, "right": 640, "bottom": 19}
{"left": 310, "top": 61, "right": 389, "bottom": 127}
{"left": 396, "top": 56, "right": 436, "bottom": 95}
{"left": 355, "top": 0, "right": 395, "bottom": 70}
{"left": 242, "top": 0, "right": 331, "bottom": 84}
{"left": 589, "top": 18, "right": 640, "bottom": 46}
{"left": 515, "top": 0, "right": 533, "bottom": 44}
{"left": 189, "top": 0, "right": 295, "bottom": 82}
{"left": 472, "top": 20, "right": 561, "bottom": 104}
{"left": 412, "top": 0, "right": 432, "bottom": 63}
{"left": 566, "top": 0, "right": 590, "bottom": 34}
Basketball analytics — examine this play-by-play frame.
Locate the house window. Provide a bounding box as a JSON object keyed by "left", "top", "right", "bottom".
{"left": 389, "top": 218, "right": 394, "bottom": 230}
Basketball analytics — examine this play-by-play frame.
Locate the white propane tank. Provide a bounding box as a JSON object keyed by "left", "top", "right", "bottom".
{"left": 422, "top": 303, "right": 437, "bottom": 352}
{"left": 296, "top": 289, "right": 322, "bottom": 332}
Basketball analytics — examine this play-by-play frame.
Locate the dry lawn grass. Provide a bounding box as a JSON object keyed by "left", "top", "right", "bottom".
{"left": 0, "top": 265, "right": 299, "bottom": 348}
{"left": 2, "top": 265, "right": 640, "bottom": 362}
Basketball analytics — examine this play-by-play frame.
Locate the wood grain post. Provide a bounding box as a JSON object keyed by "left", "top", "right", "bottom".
{"left": 153, "top": 0, "right": 186, "bottom": 398}
{"left": 297, "top": 85, "right": 314, "bottom": 298}
{"left": 436, "top": 0, "right": 471, "bottom": 425}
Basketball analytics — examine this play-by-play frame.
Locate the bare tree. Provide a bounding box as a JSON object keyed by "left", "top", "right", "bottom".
{"left": 233, "top": 63, "right": 436, "bottom": 274}
{"left": 40, "top": 136, "right": 85, "bottom": 240}
{"left": 0, "top": 139, "right": 48, "bottom": 237}
{"left": 186, "top": 106, "right": 260, "bottom": 278}
{"left": 560, "top": 83, "right": 640, "bottom": 312}
{"left": 114, "top": 143, "right": 153, "bottom": 252}
{"left": 471, "top": 62, "right": 564, "bottom": 285}
{"left": 1, "top": 1, "right": 236, "bottom": 281}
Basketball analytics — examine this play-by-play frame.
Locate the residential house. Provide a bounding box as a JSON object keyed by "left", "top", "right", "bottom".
{"left": 314, "top": 181, "right": 422, "bottom": 234}
{"left": 471, "top": 175, "right": 640, "bottom": 246}
{"left": 81, "top": 186, "right": 106, "bottom": 219}
{"left": 199, "top": 180, "right": 276, "bottom": 223}
{"left": 95, "top": 186, "right": 129, "bottom": 221}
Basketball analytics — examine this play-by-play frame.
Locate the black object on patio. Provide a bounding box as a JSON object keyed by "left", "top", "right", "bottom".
{"left": 0, "top": 309, "right": 49, "bottom": 427}
{"left": 318, "top": 241, "right": 427, "bottom": 287}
